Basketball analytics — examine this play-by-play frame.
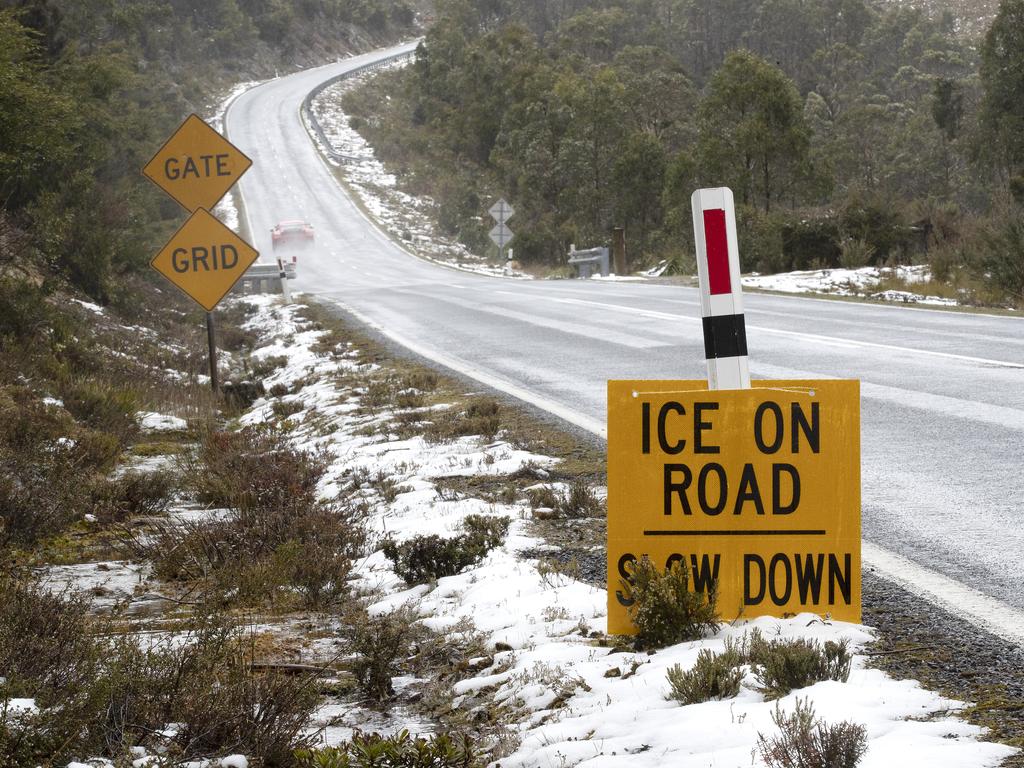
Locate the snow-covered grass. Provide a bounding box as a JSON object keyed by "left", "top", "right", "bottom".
{"left": 742, "top": 265, "right": 962, "bottom": 306}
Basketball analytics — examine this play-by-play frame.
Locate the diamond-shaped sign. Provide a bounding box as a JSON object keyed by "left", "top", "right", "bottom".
{"left": 489, "top": 198, "right": 514, "bottom": 223}
{"left": 151, "top": 208, "right": 259, "bottom": 311}
{"left": 489, "top": 222, "right": 514, "bottom": 249}
{"left": 143, "top": 114, "right": 252, "bottom": 213}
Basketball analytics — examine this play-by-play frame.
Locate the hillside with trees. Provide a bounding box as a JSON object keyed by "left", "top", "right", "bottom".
{"left": 341, "top": 0, "right": 1024, "bottom": 304}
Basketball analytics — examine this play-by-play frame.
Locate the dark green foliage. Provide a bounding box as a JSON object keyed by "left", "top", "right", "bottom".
{"left": 296, "top": 729, "right": 482, "bottom": 767}
{"left": 750, "top": 635, "right": 853, "bottom": 700}
{"left": 342, "top": 0, "right": 1018, "bottom": 293}
{"left": 758, "top": 698, "right": 868, "bottom": 768}
{"left": 666, "top": 643, "right": 745, "bottom": 704}
{"left": 981, "top": 0, "right": 1024, "bottom": 175}
{"left": 619, "top": 556, "right": 719, "bottom": 649}
{"left": 975, "top": 217, "right": 1024, "bottom": 300}
{"left": 382, "top": 515, "right": 511, "bottom": 585}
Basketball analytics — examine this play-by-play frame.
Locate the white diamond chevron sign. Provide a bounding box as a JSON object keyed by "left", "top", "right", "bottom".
{"left": 489, "top": 222, "right": 514, "bottom": 248}
{"left": 489, "top": 198, "right": 515, "bottom": 223}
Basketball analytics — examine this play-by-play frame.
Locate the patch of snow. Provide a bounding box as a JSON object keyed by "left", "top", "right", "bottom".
{"left": 218, "top": 756, "right": 248, "bottom": 768}
{"left": 43, "top": 396, "right": 64, "bottom": 407}
{"left": 136, "top": 411, "right": 188, "bottom": 433}
{"left": 71, "top": 298, "right": 104, "bottom": 314}
{"left": 743, "top": 265, "right": 960, "bottom": 306}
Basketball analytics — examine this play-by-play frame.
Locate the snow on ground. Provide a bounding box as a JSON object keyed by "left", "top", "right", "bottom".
{"left": 309, "top": 64, "right": 531, "bottom": 280}
{"left": 743, "top": 265, "right": 961, "bottom": 306}
{"left": 136, "top": 411, "right": 188, "bottom": 433}
{"left": 230, "top": 295, "right": 1013, "bottom": 767}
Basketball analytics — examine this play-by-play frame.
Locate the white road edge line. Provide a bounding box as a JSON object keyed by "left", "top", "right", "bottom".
{"left": 557, "top": 297, "right": 1024, "bottom": 369}
{"left": 862, "top": 542, "right": 1024, "bottom": 646}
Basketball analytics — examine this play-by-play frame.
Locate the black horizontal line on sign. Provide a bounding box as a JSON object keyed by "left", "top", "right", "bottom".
{"left": 643, "top": 530, "right": 828, "bottom": 536}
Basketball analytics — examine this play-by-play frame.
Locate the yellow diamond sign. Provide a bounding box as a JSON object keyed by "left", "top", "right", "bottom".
{"left": 143, "top": 114, "right": 252, "bottom": 212}
{"left": 151, "top": 208, "right": 259, "bottom": 311}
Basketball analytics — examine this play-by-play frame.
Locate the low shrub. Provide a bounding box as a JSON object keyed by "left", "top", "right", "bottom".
{"left": 666, "top": 642, "right": 745, "bottom": 704}
{"left": 750, "top": 636, "right": 852, "bottom": 700}
{"left": 184, "top": 425, "right": 329, "bottom": 511}
{"left": 345, "top": 605, "right": 427, "bottom": 703}
{"left": 251, "top": 354, "right": 289, "bottom": 379}
{"left": 89, "top": 469, "right": 176, "bottom": 523}
{"left": 425, "top": 398, "right": 501, "bottom": 443}
{"left": 527, "top": 480, "right": 602, "bottom": 518}
{"left": 382, "top": 515, "right": 510, "bottom": 586}
{"left": 757, "top": 698, "right": 868, "bottom": 768}
{"left": 0, "top": 389, "right": 112, "bottom": 549}
{"left": 59, "top": 379, "right": 139, "bottom": 444}
{"left": 296, "top": 729, "right": 482, "bottom": 768}
{"left": 271, "top": 399, "right": 305, "bottom": 419}
{"left": 619, "top": 556, "right": 718, "bottom": 649}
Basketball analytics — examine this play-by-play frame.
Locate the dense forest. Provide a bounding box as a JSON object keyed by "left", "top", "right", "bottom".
{"left": 343, "top": 0, "right": 1024, "bottom": 302}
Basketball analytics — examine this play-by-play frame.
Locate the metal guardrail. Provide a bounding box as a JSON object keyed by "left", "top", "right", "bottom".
{"left": 236, "top": 262, "right": 297, "bottom": 295}
{"left": 302, "top": 47, "right": 417, "bottom": 161}
{"left": 568, "top": 246, "right": 610, "bottom": 278}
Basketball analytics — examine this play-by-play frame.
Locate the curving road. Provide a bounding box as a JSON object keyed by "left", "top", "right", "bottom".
{"left": 227, "top": 42, "right": 1024, "bottom": 642}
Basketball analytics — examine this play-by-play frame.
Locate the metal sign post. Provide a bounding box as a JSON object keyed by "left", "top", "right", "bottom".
{"left": 488, "top": 198, "right": 515, "bottom": 263}
{"left": 143, "top": 113, "right": 259, "bottom": 393}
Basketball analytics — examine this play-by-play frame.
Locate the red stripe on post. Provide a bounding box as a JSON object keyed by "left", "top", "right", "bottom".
{"left": 702, "top": 208, "right": 731, "bottom": 295}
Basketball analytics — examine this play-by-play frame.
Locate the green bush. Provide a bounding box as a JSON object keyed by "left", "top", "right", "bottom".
{"left": 781, "top": 214, "right": 842, "bottom": 270}
{"left": 297, "top": 729, "right": 482, "bottom": 767}
{"left": 666, "top": 641, "right": 745, "bottom": 704}
{"left": 757, "top": 698, "right": 868, "bottom": 768}
{"left": 619, "top": 556, "right": 719, "bottom": 649}
{"left": 974, "top": 217, "right": 1024, "bottom": 301}
{"left": 382, "top": 515, "right": 511, "bottom": 586}
{"left": 750, "top": 636, "right": 852, "bottom": 700}
{"left": 345, "top": 605, "right": 426, "bottom": 703}
{"left": 59, "top": 379, "right": 139, "bottom": 444}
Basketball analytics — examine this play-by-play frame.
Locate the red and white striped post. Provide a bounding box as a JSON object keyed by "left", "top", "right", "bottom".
{"left": 691, "top": 187, "right": 750, "bottom": 390}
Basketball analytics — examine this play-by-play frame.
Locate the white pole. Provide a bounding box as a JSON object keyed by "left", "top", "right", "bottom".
{"left": 691, "top": 187, "right": 750, "bottom": 390}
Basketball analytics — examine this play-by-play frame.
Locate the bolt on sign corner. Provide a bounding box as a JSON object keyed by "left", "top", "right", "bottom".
{"left": 607, "top": 379, "right": 860, "bottom": 635}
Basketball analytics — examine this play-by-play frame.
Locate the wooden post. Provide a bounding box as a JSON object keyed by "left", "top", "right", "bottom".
{"left": 612, "top": 227, "right": 627, "bottom": 275}
{"left": 206, "top": 311, "right": 219, "bottom": 393}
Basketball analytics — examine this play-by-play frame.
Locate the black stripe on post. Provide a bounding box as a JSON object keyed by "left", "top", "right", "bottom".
{"left": 702, "top": 313, "right": 748, "bottom": 359}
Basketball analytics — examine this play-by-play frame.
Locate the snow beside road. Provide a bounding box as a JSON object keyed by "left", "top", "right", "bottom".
{"left": 236, "top": 295, "right": 1014, "bottom": 767}
{"left": 743, "top": 265, "right": 960, "bottom": 306}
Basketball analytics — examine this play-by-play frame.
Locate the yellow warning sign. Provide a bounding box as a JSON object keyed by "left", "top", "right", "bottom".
{"left": 150, "top": 208, "right": 258, "bottom": 312}
{"left": 142, "top": 114, "right": 252, "bottom": 213}
{"left": 607, "top": 380, "right": 860, "bottom": 634}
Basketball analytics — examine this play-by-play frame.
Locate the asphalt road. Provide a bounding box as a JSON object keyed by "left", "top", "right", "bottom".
{"left": 228, "top": 42, "right": 1024, "bottom": 641}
